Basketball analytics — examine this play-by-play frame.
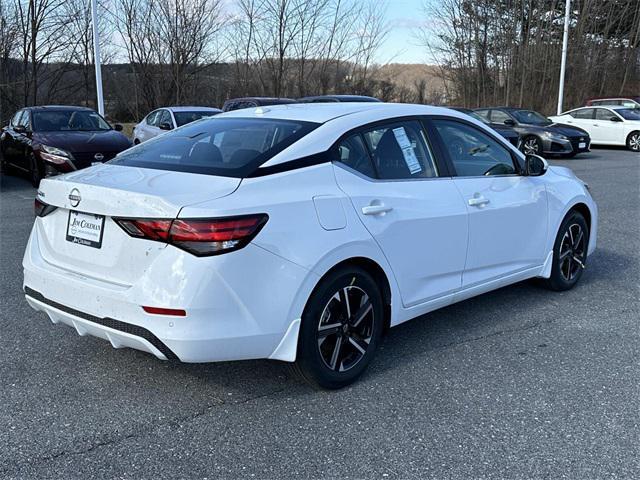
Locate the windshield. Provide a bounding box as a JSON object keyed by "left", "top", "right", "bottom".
{"left": 616, "top": 108, "right": 640, "bottom": 121}
{"left": 173, "top": 111, "right": 219, "bottom": 127}
{"left": 109, "top": 117, "right": 318, "bottom": 177}
{"left": 511, "top": 110, "right": 551, "bottom": 126}
{"left": 33, "top": 110, "right": 111, "bottom": 132}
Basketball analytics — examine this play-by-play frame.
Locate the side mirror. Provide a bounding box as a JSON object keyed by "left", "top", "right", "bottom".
{"left": 503, "top": 118, "right": 516, "bottom": 126}
{"left": 609, "top": 116, "right": 622, "bottom": 122}
{"left": 114, "top": 123, "right": 124, "bottom": 131}
{"left": 524, "top": 154, "right": 548, "bottom": 176}
{"left": 159, "top": 122, "right": 173, "bottom": 131}
{"left": 14, "top": 125, "right": 27, "bottom": 134}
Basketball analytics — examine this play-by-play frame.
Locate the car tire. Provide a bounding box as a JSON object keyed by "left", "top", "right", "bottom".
{"left": 522, "top": 136, "right": 543, "bottom": 156}
{"left": 291, "top": 266, "right": 384, "bottom": 389}
{"left": 626, "top": 131, "right": 640, "bottom": 152}
{"left": 134, "top": 139, "right": 141, "bottom": 145}
{"left": 542, "top": 210, "right": 589, "bottom": 291}
{"left": 29, "top": 153, "right": 42, "bottom": 188}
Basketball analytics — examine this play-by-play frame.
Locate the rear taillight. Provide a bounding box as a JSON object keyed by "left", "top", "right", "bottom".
{"left": 34, "top": 198, "right": 57, "bottom": 217}
{"left": 113, "top": 214, "right": 268, "bottom": 256}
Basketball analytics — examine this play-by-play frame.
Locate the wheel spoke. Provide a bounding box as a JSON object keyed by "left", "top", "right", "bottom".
{"left": 573, "top": 229, "right": 584, "bottom": 250}
{"left": 347, "top": 335, "right": 367, "bottom": 355}
{"left": 559, "top": 247, "right": 572, "bottom": 260}
{"left": 568, "top": 226, "right": 575, "bottom": 246}
{"left": 318, "top": 322, "right": 343, "bottom": 338}
{"left": 339, "top": 287, "right": 351, "bottom": 319}
{"left": 349, "top": 300, "right": 372, "bottom": 328}
{"left": 329, "top": 336, "right": 342, "bottom": 371}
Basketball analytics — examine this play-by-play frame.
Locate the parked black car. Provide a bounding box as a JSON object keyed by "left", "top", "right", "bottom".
{"left": 222, "top": 97, "right": 297, "bottom": 112}
{"left": 474, "top": 107, "right": 590, "bottom": 157}
{"left": 1, "top": 106, "right": 131, "bottom": 186}
{"left": 298, "top": 95, "right": 381, "bottom": 103}
{"left": 449, "top": 107, "right": 520, "bottom": 148}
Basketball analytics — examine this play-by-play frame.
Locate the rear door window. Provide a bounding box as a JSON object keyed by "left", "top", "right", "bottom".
{"left": 570, "top": 109, "right": 594, "bottom": 119}
{"left": 361, "top": 121, "right": 438, "bottom": 180}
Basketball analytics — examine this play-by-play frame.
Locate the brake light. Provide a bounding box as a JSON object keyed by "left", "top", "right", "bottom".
{"left": 113, "top": 214, "right": 268, "bottom": 256}
{"left": 142, "top": 306, "right": 186, "bottom": 316}
{"left": 34, "top": 198, "right": 57, "bottom": 217}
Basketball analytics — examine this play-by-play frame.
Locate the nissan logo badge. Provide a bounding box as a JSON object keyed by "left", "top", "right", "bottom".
{"left": 94, "top": 152, "right": 104, "bottom": 161}
{"left": 68, "top": 188, "right": 81, "bottom": 208}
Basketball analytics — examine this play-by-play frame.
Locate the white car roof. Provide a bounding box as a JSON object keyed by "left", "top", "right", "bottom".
{"left": 219, "top": 102, "right": 461, "bottom": 124}
{"left": 226, "top": 102, "right": 507, "bottom": 169}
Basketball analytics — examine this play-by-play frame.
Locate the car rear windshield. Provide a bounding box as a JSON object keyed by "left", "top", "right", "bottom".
{"left": 109, "top": 117, "right": 318, "bottom": 177}
{"left": 33, "top": 110, "right": 111, "bottom": 132}
{"left": 616, "top": 108, "right": 640, "bottom": 120}
{"left": 173, "top": 111, "right": 219, "bottom": 127}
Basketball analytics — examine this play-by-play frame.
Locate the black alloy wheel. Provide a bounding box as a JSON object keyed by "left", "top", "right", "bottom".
{"left": 292, "top": 266, "right": 384, "bottom": 389}
{"left": 543, "top": 211, "right": 589, "bottom": 291}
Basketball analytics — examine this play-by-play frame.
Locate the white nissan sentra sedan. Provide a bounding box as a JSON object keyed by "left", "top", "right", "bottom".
{"left": 23, "top": 103, "right": 597, "bottom": 389}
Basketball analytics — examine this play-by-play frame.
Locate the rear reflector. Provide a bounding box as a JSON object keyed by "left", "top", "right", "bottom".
{"left": 114, "top": 214, "right": 268, "bottom": 256}
{"left": 34, "top": 198, "right": 57, "bottom": 217}
{"left": 142, "top": 306, "right": 187, "bottom": 316}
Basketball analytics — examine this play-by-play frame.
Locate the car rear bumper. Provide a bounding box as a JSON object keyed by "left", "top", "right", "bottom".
{"left": 22, "top": 223, "right": 313, "bottom": 363}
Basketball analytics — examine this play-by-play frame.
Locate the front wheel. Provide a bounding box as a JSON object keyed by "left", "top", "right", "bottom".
{"left": 542, "top": 211, "right": 589, "bottom": 291}
{"left": 522, "top": 136, "right": 543, "bottom": 156}
{"left": 29, "top": 154, "right": 42, "bottom": 188}
{"left": 627, "top": 131, "right": 640, "bottom": 152}
{"left": 292, "top": 266, "right": 384, "bottom": 389}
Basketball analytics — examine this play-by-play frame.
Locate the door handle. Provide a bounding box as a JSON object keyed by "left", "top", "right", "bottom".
{"left": 468, "top": 196, "right": 490, "bottom": 207}
{"left": 362, "top": 204, "right": 393, "bottom": 216}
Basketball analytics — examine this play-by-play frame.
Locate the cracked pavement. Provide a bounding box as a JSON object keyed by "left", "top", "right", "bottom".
{"left": 1, "top": 147, "right": 638, "bottom": 479}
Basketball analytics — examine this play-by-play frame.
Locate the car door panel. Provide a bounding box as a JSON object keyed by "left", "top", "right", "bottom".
{"left": 332, "top": 122, "right": 468, "bottom": 308}
{"left": 593, "top": 109, "right": 624, "bottom": 145}
{"left": 431, "top": 117, "right": 549, "bottom": 288}
{"left": 453, "top": 176, "right": 548, "bottom": 287}
{"left": 335, "top": 167, "right": 468, "bottom": 307}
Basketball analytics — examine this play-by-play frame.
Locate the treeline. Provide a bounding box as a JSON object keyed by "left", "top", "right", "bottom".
{"left": 0, "top": 0, "right": 393, "bottom": 123}
{"left": 421, "top": 0, "right": 640, "bottom": 113}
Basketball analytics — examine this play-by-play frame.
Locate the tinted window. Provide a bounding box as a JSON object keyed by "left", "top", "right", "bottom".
{"left": 335, "top": 134, "right": 375, "bottom": 178}
{"left": 616, "top": 108, "right": 640, "bottom": 120}
{"left": 146, "top": 110, "right": 160, "bottom": 126}
{"left": 33, "top": 110, "right": 110, "bottom": 132}
{"left": 174, "top": 111, "right": 218, "bottom": 127}
{"left": 510, "top": 110, "right": 551, "bottom": 126}
{"left": 110, "top": 117, "right": 318, "bottom": 177}
{"left": 474, "top": 109, "right": 490, "bottom": 121}
{"left": 11, "top": 110, "right": 23, "bottom": 127}
{"left": 490, "top": 110, "right": 511, "bottom": 123}
{"left": 158, "top": 110, "right": 172, "bottom": 127}
{"left": 433, "top": 119, "right": 516, "bottom": 177}
{"left": 595, "top": 108, "right": 616, "bottom": 121}
{"left": 570, "top": 109, "right": 594, "bottom": 119}
{"left": 361, "top": 121, "right": 438, "bottom": 180}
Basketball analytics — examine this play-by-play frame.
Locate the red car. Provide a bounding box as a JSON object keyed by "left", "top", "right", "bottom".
{"left": 1, "top": 106, "right": 131, "bottom": 187}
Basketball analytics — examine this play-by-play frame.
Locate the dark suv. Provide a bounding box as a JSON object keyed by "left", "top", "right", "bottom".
{"left": 1, "top": 106, "right": 131, "bottom": 186}
{"left": 474, "top": 107, "right": 590, "bottom": 157}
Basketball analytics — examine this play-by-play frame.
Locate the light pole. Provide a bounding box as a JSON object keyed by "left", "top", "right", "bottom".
{"left": 557, "top": 0, "right": 571, "bottom": 115}
{"left": 91, "top": 0, "right": 105, "bottom": 115}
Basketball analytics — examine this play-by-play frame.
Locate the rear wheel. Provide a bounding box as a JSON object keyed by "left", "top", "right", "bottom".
{"left": 627, "top": 131, "right": 640, "bottom": 152}
{"left": 542, "top": 211, "right": 589, "bottom": 291}
{"left": 292, "top": 266, "right": 384, "bottom": 389}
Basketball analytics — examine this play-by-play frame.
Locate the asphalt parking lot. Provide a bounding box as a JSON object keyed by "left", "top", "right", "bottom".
{"left": 0, "top": 147, "right": 638, "bottom": 479}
